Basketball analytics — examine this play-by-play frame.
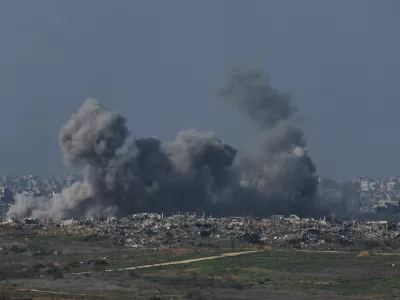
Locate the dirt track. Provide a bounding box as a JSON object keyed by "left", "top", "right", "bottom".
{"left": 72, "top": 248, "right": 399, "bottom": 276}
{"left": 4, "top": 249, "right": 398, "bottom": 299}
{"left": 72, "top": 250, "right": 262, "bottom": 275}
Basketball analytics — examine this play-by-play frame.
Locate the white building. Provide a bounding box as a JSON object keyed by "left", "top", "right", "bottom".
{"left": 360, "top": 177, "right": 370, "bottom": 191}
{"left": 387, "top": 181, "right": 396, "bottom": 191}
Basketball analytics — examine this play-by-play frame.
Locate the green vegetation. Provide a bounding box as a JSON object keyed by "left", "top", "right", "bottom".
{"left": 136, "top": 250, "right": 400, "bottom": 297}
{"left": 2, "top": 226, "right": 400, "bottom": 299}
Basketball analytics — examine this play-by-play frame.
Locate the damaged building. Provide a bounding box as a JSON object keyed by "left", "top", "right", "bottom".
{"left": 7, "top": 213, "right": 400, "bottom": 251}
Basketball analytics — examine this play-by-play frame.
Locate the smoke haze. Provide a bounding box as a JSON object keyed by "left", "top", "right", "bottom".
{"left": 8, "top": 68, "right": 320, "bottom": 220}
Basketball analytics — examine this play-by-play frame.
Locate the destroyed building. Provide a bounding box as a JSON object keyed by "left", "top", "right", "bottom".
{"left": 8, "top": 213, "right": 400, "bottom": 251}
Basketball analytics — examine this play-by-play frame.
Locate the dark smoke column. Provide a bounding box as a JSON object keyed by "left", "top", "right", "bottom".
{"left": 7, "top": 67, "right": 319, "bottom": 220}
{"left": 60, "top": 98, "right": 129, "bottom": 168}
{"left": 218, "top": 67, "right": 318, "bottom": 217}
{"left": 58, "top": 98, "right": 132, "bottom": 217}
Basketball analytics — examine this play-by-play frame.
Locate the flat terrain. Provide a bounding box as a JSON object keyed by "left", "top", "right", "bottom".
{"left": 1, "top": 224, "right": 400, "bottom": 299}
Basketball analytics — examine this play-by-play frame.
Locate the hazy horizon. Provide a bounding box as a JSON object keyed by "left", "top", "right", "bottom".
{"left": 0, "top": 0, "right": 399, "bottom": 180}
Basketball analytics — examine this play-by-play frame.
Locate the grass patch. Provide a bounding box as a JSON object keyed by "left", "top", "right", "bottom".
{"left": 139, "top": 250, "right": 400, "bottom": 297}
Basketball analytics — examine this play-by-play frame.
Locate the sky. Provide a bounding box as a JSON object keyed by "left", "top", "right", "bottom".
{"left": 0, "top": 0, "right": 399, "bottom": 180}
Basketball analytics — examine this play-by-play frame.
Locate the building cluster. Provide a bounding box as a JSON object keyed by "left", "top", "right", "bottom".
{"left": 0, "top": 174, "right": 400, "bottom": 221}
{"left": 317, "top": 176, "right": 400, "bottom": 214}
{"left": 0, "top": 173, "right": 82, "bottom": 221}
{"left": 359, "top": 177, "right": 400, "bottom": 212}
{"left": 0, "top": 173, "right": 82, "bottom": 198}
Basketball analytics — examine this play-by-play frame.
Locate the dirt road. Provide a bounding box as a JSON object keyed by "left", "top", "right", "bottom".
{"left": 72, "top": 250, "right": 262, "bottom": 275}
{"left": 72, "top": 248, "right": 398, "bottom": 276}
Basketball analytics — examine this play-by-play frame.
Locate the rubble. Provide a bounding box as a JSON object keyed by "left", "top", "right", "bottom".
{"left": 7, "top": 213, "right": 400, "bottom": 250}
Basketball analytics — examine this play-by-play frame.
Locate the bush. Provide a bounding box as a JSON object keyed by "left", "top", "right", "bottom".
{"left": 358, "top": 239, "right": 381, "bottom": 249}
{"left": 230, "top": 237, "right": 237, "bottom": 249}
{"left": 46, "top": 265, "right": 64, "bottom": 279}
{"left": 129, "top": 270, "right": 141, "bottom": 278}
{"left": 31, "top": 263, "right": 45, "bottom": 272}
{"left": 186, "top": 289, "right": 206, "bottom": 299}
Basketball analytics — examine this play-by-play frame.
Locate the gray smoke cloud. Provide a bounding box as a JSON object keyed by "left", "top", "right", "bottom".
{"left": 7, "top": 181, "right": 94, "bottom": 220}
{"left": 218, "top": 67, "right": 318, "bottom": 216}
{"left": 7, "top": 67, "right": 319, "bottom": 220}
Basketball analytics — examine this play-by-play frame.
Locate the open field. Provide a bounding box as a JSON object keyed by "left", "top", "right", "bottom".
{"left": 1, "top": 228, "right": 400, "bottom": 300}
{"left": 2, "top": 219, "right": 400, "bottom": 300}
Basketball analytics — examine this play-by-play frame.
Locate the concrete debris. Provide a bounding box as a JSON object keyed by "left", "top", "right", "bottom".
{"left": 8, "top": 214, "right": 400, "bottom": 250}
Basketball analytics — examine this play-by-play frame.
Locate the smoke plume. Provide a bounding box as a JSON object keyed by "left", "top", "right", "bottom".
{"left": 8, "top": 67, "right": 319, "bottom": 220}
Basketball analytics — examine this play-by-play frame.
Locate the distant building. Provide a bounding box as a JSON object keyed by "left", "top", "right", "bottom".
{"left": 0, "top": 210, "right": 6, "bottom": 222}
{"left": 269, "top": 215, "right": 285, "bottom": 220}
{"left": 0, "top": 185, "right": 4, "bottom": 199}
{"left": 387, "top": 181, "right": 396, "bottom": 191}
{"left": 65, "top": 175, "right": 72, "bottom": 187}
{"left": 369, "top": 181, "right": 377, "bottom": 190}
{"left": 373, "top": 199, "right": 400, "bottom": 212}
{"left": 360, "top": 177, "right": 370, "bottom": 191}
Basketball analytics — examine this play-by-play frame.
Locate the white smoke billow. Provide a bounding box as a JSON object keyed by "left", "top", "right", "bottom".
{"left": 8, "top": 67, "right": 319, "bottom": 220}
